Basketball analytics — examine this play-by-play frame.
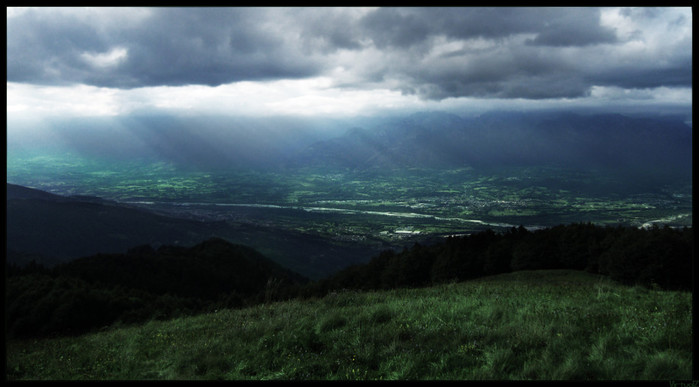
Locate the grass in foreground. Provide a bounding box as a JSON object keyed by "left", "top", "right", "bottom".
{"left": 6, "top": 270, "right": 692, "bottom": 380}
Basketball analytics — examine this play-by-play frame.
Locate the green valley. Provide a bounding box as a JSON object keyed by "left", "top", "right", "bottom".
{"left": 7, "top": 6, "right": 694, "bottom": 382}
{"left": 7, "top": 153, "right": 692, "bottom": 241}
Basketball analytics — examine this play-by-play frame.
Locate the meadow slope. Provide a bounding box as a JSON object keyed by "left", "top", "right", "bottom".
{"left": 6, "top": 270, "right": 692, "bottom": 380}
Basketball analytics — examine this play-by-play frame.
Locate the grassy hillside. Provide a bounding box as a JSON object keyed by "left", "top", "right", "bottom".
{"left": 6, "top": 270, "right": 692, "bottom": 380}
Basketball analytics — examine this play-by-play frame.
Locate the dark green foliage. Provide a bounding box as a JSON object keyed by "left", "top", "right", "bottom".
{"left": 394, "top": 243, "right": 434, "bottom": 287}
{"left": 7, "top": 223, "right": 692, "bottom": 340}
{"left": 597, "top": 225, "right": 692, "bottom": 290}
{"left": 5, "top": 273, "right": 183, "bottom": 338}
{"left": 6, "top": 259, "right": 50, "bottom": 276}
{"left": 50, "top": 237, "right": 307, "bottom": 301}
{"left": 483, "top": 239, "right": 513, "bottom": 275}
{"left": 311, "top": 223, "right": 692, "bottom": 297}
{"left": 557, "top": 223, "right": 605, "bottom": 270}
{"left": 513, "top": 225, "right": 574, "bottom": 271}
{"left": 365, "top": 250, "right": 395, "bottom": 289}
{"left": 6, "top": 238, "right": 307, "bottom": 339}
{"left": 511, "top": 235, "right": 558, "bottom": 271}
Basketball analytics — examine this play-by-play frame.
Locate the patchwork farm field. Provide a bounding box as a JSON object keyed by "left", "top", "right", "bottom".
{"left": 7, "top": 154, "right": 692, "bottom": 244}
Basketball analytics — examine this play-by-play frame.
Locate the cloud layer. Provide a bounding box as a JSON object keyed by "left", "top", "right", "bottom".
{"left": 7, "top": 7, "right": 692, "bottom": 102}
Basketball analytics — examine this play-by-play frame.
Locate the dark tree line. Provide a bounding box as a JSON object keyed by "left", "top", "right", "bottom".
{"left": 6, "top": 238, "right": 307, "bottom": 339}
{"left": 6, "top": 224, "right": 692, "bottom": 339}
{"left": 300, "top": 223, "right": 692, "bottom": 297}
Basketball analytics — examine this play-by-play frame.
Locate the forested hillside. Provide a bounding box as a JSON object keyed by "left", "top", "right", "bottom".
{"left": 7, "top": 223, "right": 691, "bottom": 340}
{"left": 6, "top": 238, "right": 307, "bottom": 338}
{"left": 309, "top": 223, "right": 692, "bottom": 296}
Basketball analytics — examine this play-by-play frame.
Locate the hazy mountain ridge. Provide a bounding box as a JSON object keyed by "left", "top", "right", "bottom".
{"left": 6, "top": 184, "right": 384, "bottom": 279}
{"left": 6, "top": 183, "right": 226, "bottom": 265}
{"left": 294, "top": 111, "right": 692, "bottom": 182}
{"left": 7, "top": 183, "right": 72, "bottom": 202}
{"left": 8, "top": 111, "right": 692, "bottom": 175}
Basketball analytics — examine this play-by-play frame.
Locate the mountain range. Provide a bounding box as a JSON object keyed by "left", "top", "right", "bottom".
{"left": 8, "top": 111, "right": 692, "bottom": 180}
{"left": 6, "top": 183, "right": 384, "bottom": 280}
{"left": 294, "top": 111, "right": 692, "bottom": 183}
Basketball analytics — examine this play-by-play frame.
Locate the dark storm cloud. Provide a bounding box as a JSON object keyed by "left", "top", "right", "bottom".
{"left": 291, "top": 8, "right": 365, "bottom": 53}
{"left": 112, "top": 9, "right": 312, "bottom": 87}
{"left": 7, "top": 7, "right": 692, "bottom": 101}
{"left": 359, "top": 7, "right": 616, "bottom": 49}
{"left": 7, "top": 7, "right": 322, "bottom": 88}
{"left": 7, "top": 9, "right": 109, "bottom": 84}
{"left": 589, "top": 63, "right": 693, "bottom": 90}
{"left": 524, "top": 8, "right": 617, "bottom": 47}
{"left": 352, "top": 7, "right": 689, "bottom": 100}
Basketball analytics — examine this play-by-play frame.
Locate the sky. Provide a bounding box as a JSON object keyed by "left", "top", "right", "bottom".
{"left": 6, "top": 7, "right": 693, "bottom": 120}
